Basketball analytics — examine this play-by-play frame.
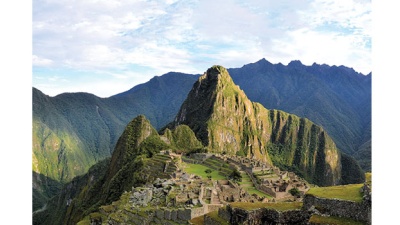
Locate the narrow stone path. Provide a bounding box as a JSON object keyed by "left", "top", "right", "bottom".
{"left": 211, "top": 181, "right": 222, "bottom": 204}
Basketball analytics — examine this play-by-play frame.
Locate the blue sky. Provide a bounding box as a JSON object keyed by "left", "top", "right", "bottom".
{"left": 32, "top": 0, "right": 371, "bottom": 97}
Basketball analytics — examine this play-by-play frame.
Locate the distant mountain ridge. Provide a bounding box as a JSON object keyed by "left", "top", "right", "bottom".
{"left": 229, "top": 59, "right": 371, "bottom": 160}
{"left": 32, "top": 59, "right": 371, "bottom": 210}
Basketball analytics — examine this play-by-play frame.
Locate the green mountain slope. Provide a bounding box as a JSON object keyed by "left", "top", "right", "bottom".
{"left": 33, "top": 115, "right": 202, "bottom": 225}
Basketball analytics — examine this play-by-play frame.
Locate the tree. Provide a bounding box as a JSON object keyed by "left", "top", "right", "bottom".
{"left": 205, "top": 169, "right": 213, "bottom": 179}
{"left": 289, "top": 187, "right": 301, "bottom": 197}
{"left": 229, "top": 169, "right": 242, "bottom": 182}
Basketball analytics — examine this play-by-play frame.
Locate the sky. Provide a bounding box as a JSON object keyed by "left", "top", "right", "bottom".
{"left": 32, "top": 0, "right": 372, "bottom": 98}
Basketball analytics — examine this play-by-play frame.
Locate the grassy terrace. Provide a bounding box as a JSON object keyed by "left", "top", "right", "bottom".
{"left": 182, "top": 162, "right": 227, "bottom": 180}
{"left": 230, "top": 202, "right": 302, "bottom": 211}
{"left": 246, "top": 187, "right": 273, "bottom": 199}
{"left": 238, "top": 171, "right": 272, "bottom": 199}
{"left": 309, "top": 215, "right": 366, "bottom": 225}
{"left": 306, "top": 184, "right": 364, "bottom": 202}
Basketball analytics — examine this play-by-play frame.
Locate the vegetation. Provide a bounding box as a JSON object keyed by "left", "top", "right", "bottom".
{"left": 169, "top": 125, "right": 203, "bottom": 151}
{"left": 309, "top": 215, "right": 366, "bottom": 225}
{"left": 32, "top": 172, "right": 62, "bottom": 212}
{"left": 340, "top": 153, "right": 365, "bottom": 185}
{"left": 230, "top": 202, "right": 303, "bottom": 211}
{"left": 205, "top": 168, "right": 213, "bottom": 179}
{"left": 246, "top": 187, "right": 273, "bottom": 199}
{"left": 306, "top": 184, "right": 364, "bottom": 202}
{"left": 365, "top": 172, "right": 371, "bottom": 187}
{"left": 183, "top": 163, "right": 226, "bottom": 180}
{"left": 289, "top": 187, "right": 301, "bottom": 197}
{"left": 228, "top": 168, "right": 242, "bottom": 182}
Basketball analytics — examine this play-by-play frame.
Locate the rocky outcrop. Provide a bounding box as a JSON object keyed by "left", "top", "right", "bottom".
{"left": 167, "top": 65, "right": 342, "bottom": 186}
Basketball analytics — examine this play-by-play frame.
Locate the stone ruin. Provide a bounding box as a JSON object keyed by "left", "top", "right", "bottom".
{"left": 127, "top": 152, "right": 311, "bottom": 223}
{"left": 215, "top": 153, "right": 310, "bottom": 201}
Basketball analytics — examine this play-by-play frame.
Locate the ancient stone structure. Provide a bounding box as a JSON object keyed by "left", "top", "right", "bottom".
{"left": 218, "top": 153, "right": 310, "bottom": 201}
{"left": 215, "top": 204, "right": 311, "bottom": 225}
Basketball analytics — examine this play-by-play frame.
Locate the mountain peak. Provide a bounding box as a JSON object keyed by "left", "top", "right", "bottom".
{"left": 207, "top": 65, "right": 228, "bottom": 75}
{"left": 201, "top": 65, "right": 231, "bottom": 83}
{"left": 288, "top": 60, "right": 304, "bottom": 67}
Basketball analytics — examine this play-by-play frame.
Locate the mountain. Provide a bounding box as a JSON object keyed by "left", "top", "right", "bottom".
{"left": 33, "top": 65, "right": 365, "bottom": 225}
{"left": 33, "top": 115, "right": 202, "bottom": 225}
{"left": 32, "top": 59, "right": 370, "bottom": 212}
{"left": 165, "top": 65, "right": 363, "bottom": 186}
{"left": 32, "top": 72, "right": 198, "bottom": 203}
{"left": 228, "top": 59, "right": 371, "bottom": 169}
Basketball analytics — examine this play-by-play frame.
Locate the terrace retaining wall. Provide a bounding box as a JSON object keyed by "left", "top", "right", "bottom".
{"left": 303, "top": 194, "right": 371, "bottom": 224}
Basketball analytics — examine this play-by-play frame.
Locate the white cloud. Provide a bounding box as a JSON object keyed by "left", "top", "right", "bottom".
{"left": 272, "top": 28, "right": 371, "bottom": 73}
{"left": 33, "top": 0, "right": 372, "bottom": 96}
{"left": 32, "top": 55, "right": 53, "bottom": 66}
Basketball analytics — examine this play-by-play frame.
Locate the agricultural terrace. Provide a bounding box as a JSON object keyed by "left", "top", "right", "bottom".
{"left": 306, "top": 184, "right": 364, "bottom": 202}
{"left": 309, "top": 215, "right": 366, "bottom": 225}
{"left": 230, "top": 202, "right": 303, "bottom": 211}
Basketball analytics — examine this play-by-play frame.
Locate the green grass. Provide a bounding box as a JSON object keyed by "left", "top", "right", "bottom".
{"left": 309, "top": 215, "right": 366, "bottom": 225}
{"left": 183, "top": 162, "right": 226, "bottom": 180}
{"left": 76, "top": 216, "right": 91, "bottom": 225}
{"left": 230, "top": 202, "right": 302, "bottom": 211}
{"left": 365, "top": 172, "right": 371, "bottom": 187}
{"left": 237, "top": 172, "right": 272, "bottom": 198}
{"left": 246, "top": 187, "right": 273, "bottom": 199}
{"left": 306, "top": 184, "right": 364, "bottom": 202}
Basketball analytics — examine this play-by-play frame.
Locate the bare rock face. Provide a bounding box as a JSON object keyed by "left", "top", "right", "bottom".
{"left": 167, "top": 65, "right": 341, "bottom": 186}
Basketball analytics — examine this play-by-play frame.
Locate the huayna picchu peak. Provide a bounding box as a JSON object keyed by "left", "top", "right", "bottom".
{"left": 166, "top": 65, "right": 352, "bottom": 187}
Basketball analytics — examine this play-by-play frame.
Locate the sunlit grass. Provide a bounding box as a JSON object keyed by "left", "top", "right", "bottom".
{"left": 182, "top": 162, "right": 226, "bottom": 180}
{"left": 230, "top": 202, "right": 302, "bottom": 211}
{"left": 246, "top": 187, "right": 273, "bottom": 199}
{"left": 309, "top": 215, "right": 366, "bottom": 225}
{"left": 306, "top": 184, "right": 364, "bottom": 202}
{"left": 365, "top": 172, "right": 371, "bottom": 187}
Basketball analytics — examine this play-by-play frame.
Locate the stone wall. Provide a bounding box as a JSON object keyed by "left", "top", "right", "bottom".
{"left": 222, "top": 205, "right": 310, "bottom": 225}
{"left": 256, "top": 185, "right": 276, "bottom": 198}
{"left": 207, "top": 204, "right": 224, "bottom": 213}
{"left": 190, "top": 207, "right": 207, "bottom": 219}
{"left": 217, "top": 207, "right": 231, "bottom": 221}
{"left": 303, "top": 194, "right": 371, "bottom": 224}
{"left": 151, "top": 204, "right": 223, "bottom": 223}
